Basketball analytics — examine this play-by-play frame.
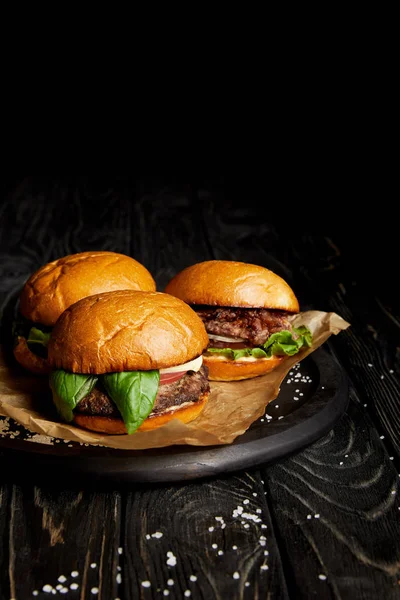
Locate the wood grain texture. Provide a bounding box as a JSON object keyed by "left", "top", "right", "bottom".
{"left": 0, "top": 178, "right": 399, "bottom": 599}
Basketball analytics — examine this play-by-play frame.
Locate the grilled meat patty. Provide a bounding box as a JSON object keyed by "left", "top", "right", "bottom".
{"left": 76, "top": 365, "right": 210, "bottom": 418}
{"left": 194, "top": 306, "right": 292, "bottom": 346}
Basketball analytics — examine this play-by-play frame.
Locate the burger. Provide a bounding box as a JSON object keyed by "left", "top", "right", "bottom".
{"left": 165, "top": 260, "right": 312, "bottom": 381}
{"left": 13, "top": 251, "right": 156, "bottom": 374}
{"left": 47, "top": 290, "right": 210, "bottom": 434}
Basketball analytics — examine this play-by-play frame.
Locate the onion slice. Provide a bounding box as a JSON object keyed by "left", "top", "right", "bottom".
{"left": 208, "top": 334, "right": 246, "bottom": 343}
{"left": 160, "top": 355, "right": 203, "bottom": 374}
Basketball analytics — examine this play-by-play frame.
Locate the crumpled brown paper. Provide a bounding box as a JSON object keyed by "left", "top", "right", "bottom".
{"left": 0, "top": 311, "right": 349, "bottom": 449}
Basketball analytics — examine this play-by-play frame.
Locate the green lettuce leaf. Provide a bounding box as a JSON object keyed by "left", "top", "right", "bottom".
{"left": 27, "top": 327, "right": 51, "bottom": 348}
{"left": 102, "top": 370, "right": 160, "bottom": 434}
{"left": 208, "top": 326, "right": 312, "bottom": 360}
{"left": 49, "top": 370, "right": 98, "bottom": 422}
{"left": 263, "top": 326, "right": 312, "bottom": 357}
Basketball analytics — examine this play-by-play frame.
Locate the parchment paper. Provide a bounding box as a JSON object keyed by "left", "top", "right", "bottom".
{"left": 0, "top": 311, "right": 349, "bottom": 449}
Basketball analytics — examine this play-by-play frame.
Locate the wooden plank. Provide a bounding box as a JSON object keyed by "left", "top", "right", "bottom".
{"left": 121, "top": 473, "right": 289, "bottom": 599}
{"left": 0, "top": 483, "right": 121, "bottom": 599}
{"left": 263, "top": 394, "right": 400, "bottom": 600}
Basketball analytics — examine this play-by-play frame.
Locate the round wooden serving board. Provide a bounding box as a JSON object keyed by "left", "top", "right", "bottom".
{"left": 0, "top": 346, "right": 348, "bottom": 484}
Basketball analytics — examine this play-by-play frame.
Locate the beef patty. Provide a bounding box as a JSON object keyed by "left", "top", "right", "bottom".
{"left": 76, "top": 365, "right": 210, "bottom": 418}
{"left": 194, "top": 306, "right": 292, "bottom": 346}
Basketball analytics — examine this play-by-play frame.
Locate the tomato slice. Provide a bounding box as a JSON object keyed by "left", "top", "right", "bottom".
{"left": 159, "top": 371, "right": 186, "bottom": 385}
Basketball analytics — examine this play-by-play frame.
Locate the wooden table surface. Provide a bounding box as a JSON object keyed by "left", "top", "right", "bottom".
{"left": 0, "top": 177, "right": 399, "bottom": 600}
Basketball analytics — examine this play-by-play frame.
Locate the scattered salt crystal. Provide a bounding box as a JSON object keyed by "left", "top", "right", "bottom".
{"left": 314, "top": 514, "right": 320, "bottom": 519}
{"left": 260, "top": 565, "right": 269, "bottom": 571}
{"left": 368, "top": 363, "right": 373, "bottom": 367}
{"left": 264, "top": 551, "right": 269, "bottom": 556}
{"left": 58, "top": 576, "right": 67, "bottom": 583}
{"left": 319, "top": 574, "right": 327, "bottom": 581}
{"left": 116, "top": 573, "right": 122, "bottom": 584}
{"left": 212, "top": 544, "right": 218, "bottom": 549}
{"left": 345, "top": 454, "right": 348, "bottom": 457}
{"left": 232, "top": 545, "right": 238, "bottom": 550}
{"left": 243, "top": 499, "right": 249, "bottom": 505}
{"left": 253, "top": 493, "right": 257, "bottom": 497}
{"left": 233, "top": 572, "right": 240, "bottom": 579}
{"left": 71, "top": 571, "right": 79, "bottom": 578}
{"left": 146, "top": 534, "right": 151, "bottom": 539}
{"left": 118, "top": 547, "right": 123, "bottom": 553}
{"left": 215, "top": 516, "right": 223, "bottom": 521}
{"left": 60, "top": 589, "right": 68, "bottom": 595}
{"left": 278, "top": 416, "right": 284, "bottom": 420}
{"left": 390, "top": 369, "right": 394, "bottom": 374}
{"left": 151, "top": 532, "right": 163, "bottom": 538}
{"left": 391, "top": 490, "right": 396, "bottom": 495}
{"left": 141, "top": 581, "right": 151, "bottom": 588}
{"left": 208, "top": 526, "right": 214, "bottom": 532}
{"left": 340, "top": 462, "right": 343, "bottom": 465}
{"left": 218, "top": 550, "right": 224, "bottom": 555}
{"left": 261, "top": 524, "right": 267, "bottom": 529}
{"left": 166, "top": 552, "right": 177, "bottom": 567}
{"left": 91, "top": 562, "right": 97, "bottom": 568}
{"left": 307, "top": 514, "right": 312, "bottom": 519}
{"left": 42, "top": 585, "right": 53, "bottom": 593}
{"left": 381, "top": 375, "right": 384, "bottom": 379}
{"left": 244, "top": 524, "right": 250, "bottom": 528}
{"left": 380, "top": 436, "right": 385, "bottom": 439}
{"left": 163, "top": 591, "right": 170, "bottom": 596}
{"left": 167, "top": 579, "right": 174, "bottom": 586}
{"left": 190, "top": 575, "right": 197, "bottom": 582}
{"left": 33, "top": 592, "right": 39, "bottom": 596}
{"left": 245, "top": 582, "right": 250, "bottom": 587}
{"left": 91, "top": 588, "right": 99, "bottom": 595}
{"left": 390, "top": 457, "right": 394, "bottom": 460}
{"left": 56, "top": 585, "right": 63, "bottom": 590}
{"left": 256, "top": 509, "right": 262, "bottom": 514}
{"left": 184, "top": 591, "right": 191, "bottom": 597}
{"left": 70, "top": 583, "right": 79, "bottom": 590}
{"left": 275, "top": 405, "right": 279, "bottom": 408}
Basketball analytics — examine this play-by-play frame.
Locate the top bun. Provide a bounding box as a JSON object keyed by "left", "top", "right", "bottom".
{"left": 48, "top": 290, "right": 209, "bottom": 374}
{"left": 165, "top": 260, "right": 299, "bottom": 312}
{"left": 20, "top": 251, "right": 156, "bottom": 326}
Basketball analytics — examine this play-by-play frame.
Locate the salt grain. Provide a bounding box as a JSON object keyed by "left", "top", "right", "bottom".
{"left": 314, "top": 514, "right": 320, "bottom": 519}
{"left": 233, "top": 572, "right": 240, "bottom": 579}
{"left": 33, "top": 592, "right": 39, "bottom": 597}
{"left": 118, "top": 547, "right": 123, "bottom": 554}
{"left": 232, "top": 545, "right": 238, "bottom": 550}
{"left": 208, "top": 526, "right": 214, "bottom": 532}
{"left": 380, "top": 436, "right": 385, "bottom": 439}
{"left": 166, "top": 552, "right": 177, "bottom": 567}
{"left": 163, "top": 591, "right": 170, "bottom": 596}
{"left": 318, "top": 574, "right": 327, "bottom": 581}
{"left": 116, "top": 574, "right": 122, "bottom": 584}
{"left": 91, "top": 588, "right": 99, "bottom": 595}
{"left": 91, "top": 563, "right": 97, "bottom": 568}
{"left": 190, "top": 575, "right": 197, "bottom": 582}
{"left": 212, "top": 544, "right": 218, "bottom": 549}
{"left": 368, "top": 363, "right": 373, "bottom": 367}
{"left": 167, "top": 579, "right": 174, "bottom": 586}
{"left": 260, "top": 565, "right": 269, "bottom": 571}
{"left": 60, "top": 589, "right": 68, "bottom": 595}
{"left": 42, "top": 585, "right": 53, "bottom": 593}
{"left": 70, "top": 583, "right": 79, "bottom": 590}
{"left": 71, "top": 571, "right": 79, "bottom": 578}
{"left": 218, "top": 550, "right": 224, "bottom": 555}
{"left": 243, "top": 499, "right": 250, "bottom": 505}
{"left": 58, "top": 576, "right": 67, "bottom": 583}
{"left": 245, "top": 582, "right": 250, "bottom": 587}
{"left": 151, "top": 532, "right": 163, "bottom": 538}
{"left": 184, "top": 591, "right": 191, "bottom": 597}
{"left": 141, "top": 581, "right": 151, "bottom": 588}
{"left": 307, "top": 514, "right": 312, "bottom": 519}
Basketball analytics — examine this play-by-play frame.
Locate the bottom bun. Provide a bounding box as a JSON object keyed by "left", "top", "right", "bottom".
{"left": 73, "top": 392, "right": 209, "bottom": 435}
{"left": 203, "top": 354, "right": 284, "bottom": 381}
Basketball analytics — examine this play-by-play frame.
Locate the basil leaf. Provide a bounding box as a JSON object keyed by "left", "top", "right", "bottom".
{"left": 49, "top": 370, "right": 98, "bottom": 422}
{"left": 102, "top": 370, "right": 160, "bottom": 434}
{"left": 27, "top": 327, "right": 51, "bottom": 348}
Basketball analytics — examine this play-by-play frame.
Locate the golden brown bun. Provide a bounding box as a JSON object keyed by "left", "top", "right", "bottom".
{"left": 48, "top": 290, "right": 209, "bottom": 374}
{"left": 20, "top": 251, "right": 156, "bottom": 326}
{"left": 203, "top": 353, "right": 284, "bottom": 381}
{"left": 73, "top": 392, "right": 209, "bottom": 434}
{"left": 165, "top": 260, "right": 299, "bottom": 312}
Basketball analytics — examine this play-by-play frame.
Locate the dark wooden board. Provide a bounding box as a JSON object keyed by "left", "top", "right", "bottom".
{"left": 0, "top": 178, "right": 399, "bottom": 600}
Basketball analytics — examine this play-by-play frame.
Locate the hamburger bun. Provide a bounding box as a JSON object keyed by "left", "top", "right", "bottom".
{"left": 48, "top": 290, "right": 209, "bottom": 373}
{"left": 203, "top": 354, "right": 284, "bottom": 381}
{"left": 164, "top": 260, "right": 299, "bottom": 312}
{"left": 20, "top": 251, "right": 156, "bottom": 327}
